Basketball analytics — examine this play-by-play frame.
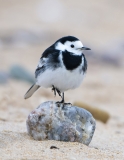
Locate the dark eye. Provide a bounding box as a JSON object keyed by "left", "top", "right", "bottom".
{"left": 70, "top": 44, "right": 74, "bottom": 48}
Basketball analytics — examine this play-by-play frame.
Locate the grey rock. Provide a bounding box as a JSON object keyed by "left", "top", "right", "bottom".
{"left": 10, "top": 65, "right": 35, "bottom": 84}
{"left": 26, "top": 101, "right": 96, "bottom": 145}
{"left": 0, "top": 71, "right": 9, "bottom": 84}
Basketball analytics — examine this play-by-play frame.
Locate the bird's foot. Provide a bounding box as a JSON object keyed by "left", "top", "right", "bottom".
{"left": 56, "top": 101, "right": 72, "bottom": 108}
{"left": 64, "top": 102, "right": 72, "bottom": 106}
{"left": 56, "top": 99, "right": 64, "bottom": 107}
{"left": 52, "top": 86, "right": 62, "bottom": 98}
{"left": 56, "top": 99, "right": 64, "bottom": 104}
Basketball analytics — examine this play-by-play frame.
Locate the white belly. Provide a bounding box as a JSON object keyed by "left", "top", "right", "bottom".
{"left": 36, "top": 66, "right": 85, "bottom": 92}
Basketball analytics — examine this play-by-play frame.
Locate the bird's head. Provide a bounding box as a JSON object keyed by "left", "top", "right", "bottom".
{"left": 54, "top": 36, "right": 91, "bottom": 55}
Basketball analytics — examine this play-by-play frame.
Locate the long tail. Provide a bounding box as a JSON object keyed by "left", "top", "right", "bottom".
{"left": 24, "top": 84, "right": 40, "bottom": 99}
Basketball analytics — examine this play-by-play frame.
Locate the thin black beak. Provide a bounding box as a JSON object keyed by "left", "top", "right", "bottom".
{"left": 82, "top": 47, "right": 91, "bottom": 50}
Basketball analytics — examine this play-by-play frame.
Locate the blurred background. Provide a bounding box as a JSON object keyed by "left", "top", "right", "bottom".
{"left": 0, "top": 0, "right": 124, "bottom": 126}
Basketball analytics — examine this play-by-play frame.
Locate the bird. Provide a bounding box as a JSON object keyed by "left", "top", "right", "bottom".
{"left": 24, "top": 36, "right": 90, "bottom": 104}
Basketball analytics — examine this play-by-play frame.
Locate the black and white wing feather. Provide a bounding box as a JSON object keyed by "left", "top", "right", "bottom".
{"left": 24, "top": 45, "right": 61, "bottom": 99}
{"left": 35, "top": 47, "right": 61, "bottom": 79}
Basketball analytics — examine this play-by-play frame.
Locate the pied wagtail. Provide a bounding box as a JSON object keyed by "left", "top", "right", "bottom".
{"left": 24, "top": 36, "right": 90, "bottom": 104}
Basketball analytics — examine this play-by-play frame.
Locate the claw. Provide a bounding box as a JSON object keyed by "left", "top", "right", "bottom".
{"left": 64, "top": 103, "right": 72, "bottom": 106}
{"left": 56, "top": 101, "right": 64, "bottom": 108}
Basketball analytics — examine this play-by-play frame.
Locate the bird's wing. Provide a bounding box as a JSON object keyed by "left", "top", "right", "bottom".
{"left": 41, "top": 46, "right": 55, "bottom": 58}
{"left": 35, "top": 62, "right": 45, "bottom": 78}
{"left": 35, "top": 48, "right": 61, "bottom": 78}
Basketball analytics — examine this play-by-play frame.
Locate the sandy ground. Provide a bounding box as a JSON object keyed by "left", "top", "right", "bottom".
{"left": 0, "top": 0, "right": 124, "bottom": 159}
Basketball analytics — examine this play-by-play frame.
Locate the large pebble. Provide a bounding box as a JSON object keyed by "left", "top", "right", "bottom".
{"left": 26, "top": 101, "right": 96, "bottom": 145}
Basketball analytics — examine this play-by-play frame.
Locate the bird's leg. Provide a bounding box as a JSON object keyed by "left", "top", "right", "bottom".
{"left": 56, "top": 92, "right": 64, "bottom": 105}
{"left": 52, "top": 85, "right": 56, "bottom": 96}
{"left": 62, "top": 92, "right": 72, "bottom": 106}
{"left": 56, "top": 92, "right": 72, "bottom": 108}
{"left": 61, "top": 92, "right": 64, "bottom": 103}
{"left": 52, "top": 87, "right": 72, "bottom": 107}
{"left": 59, "top": 92, "right": 64, "bottom": 103}
{"left": 60, "top": 92, "right": 72, "bottom": 105}
{"left": 56, "top": 88, "right": 63, "bottom": 99}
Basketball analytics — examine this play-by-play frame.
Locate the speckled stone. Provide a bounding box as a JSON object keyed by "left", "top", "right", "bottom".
{"left": 26, "top": 101, "right": 96, "bottom": 145}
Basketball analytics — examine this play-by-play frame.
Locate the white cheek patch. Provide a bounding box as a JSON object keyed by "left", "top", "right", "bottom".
{"left": 65, "top": 41, "right": 84, "bottom": 55}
